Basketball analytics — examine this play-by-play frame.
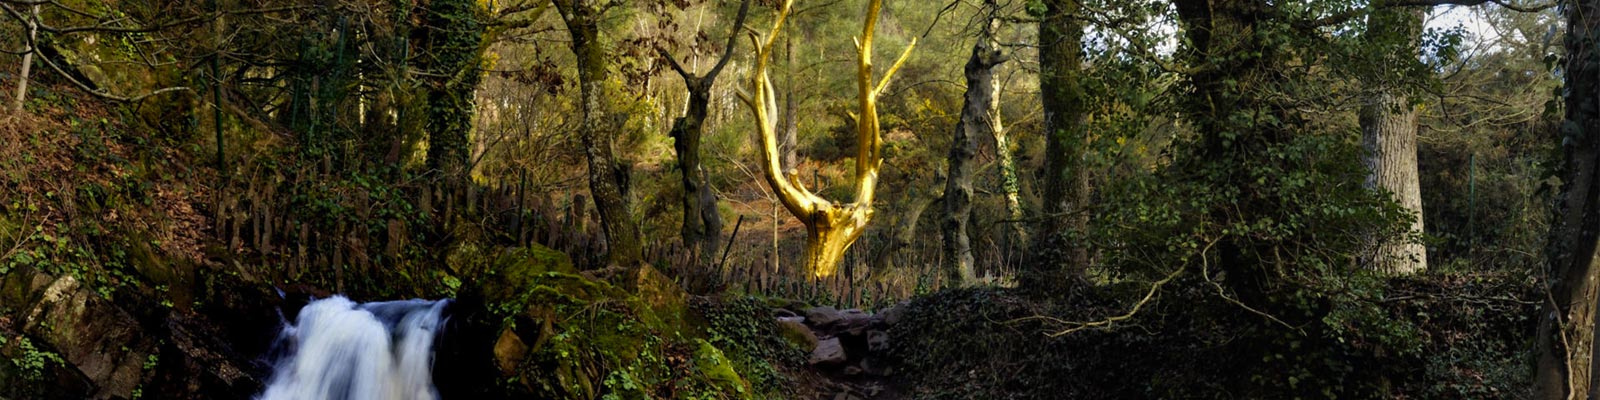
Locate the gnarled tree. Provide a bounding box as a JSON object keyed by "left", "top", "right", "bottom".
{"left": 739, "top": 0, "right": 915, "bottom": 277}
{"left": 657, "top": 0, "right": 750, "bottom": 262}
{"left": 943, "top": 0, "right": 1008, "bottom": 287}
{"left": 552, "top": 0, "right": 643, "bottom": 266}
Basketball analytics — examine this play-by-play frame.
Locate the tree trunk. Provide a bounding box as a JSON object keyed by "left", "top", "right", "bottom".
{"left": 669, "top": 82, "right": 724, "bottom": 262}
{"left": 780, "top": 37, "right": 799, "bottom": 175}
{"left": 995, "top": 113, "right": 1026, "bottom": 243}
{"left": 420, "top": 0, "right": 484, "bottom": 180}
{"left": 1029, "top": 0, "right": 1089, "bottom": 288}
{"left": 556, "top": 0, "right": 642, "bottom": 266}
{"left": 661, "top": 0, "right": 747, "bottom": 263}
{"left": 1360, "top": 91, "right": 1426, "bottom": 273}
{"left": 1535, "top": 1, "right": 1600, "bottom": 398}
{"left": 1360, "top": 7, "right": 1427, "bottom": 274}
{"left": 11, "top": 4, "right": 38, "bottom": 112}
{"left": 874, "top": 193, "right": 939, "bottom": 275}
{"left": 943, "top": 9, "right": 1007, "bottom": 287}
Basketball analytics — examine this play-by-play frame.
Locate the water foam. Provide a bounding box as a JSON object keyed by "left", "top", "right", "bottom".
{"left": 258, "top": 296, "right": 448, "bottom": 400}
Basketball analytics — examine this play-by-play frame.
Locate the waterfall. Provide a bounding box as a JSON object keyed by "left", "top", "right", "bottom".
{"left": 258, "top": 296, "right": 449, "bottom": 400}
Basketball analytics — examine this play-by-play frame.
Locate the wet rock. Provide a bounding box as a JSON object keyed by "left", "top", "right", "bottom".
{"left": 810, "top": 337, "right": 847, "bottom": 366}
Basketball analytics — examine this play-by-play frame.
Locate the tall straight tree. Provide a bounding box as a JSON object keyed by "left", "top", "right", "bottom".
{"left": 1029, "top": 0, "right": 1090, "bottom": 287}
{"left": 658, "top": 0, "right": 750, "bottom": 262}
{"left": 943, "top": 0, "right": 1008, "bottom": 287}
{"left": 1359, "top": 4, "right": 1427, "bottom": 274}
{"left": 552, "top": 0, "right": 643, "bottom": 266}
{"left": 739, "top": 0, "right": 915, "bottom": 277}
{"left": 1534, "top": 0, "right": 1600, "bottom": 397}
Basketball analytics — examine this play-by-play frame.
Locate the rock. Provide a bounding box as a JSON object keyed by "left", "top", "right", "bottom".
{"left": 777, "top": 319, "right": 819, "bottom": 352}
{"left": 809, "top": 338, "right": 847, "bottom": 366}
{"left": 693, "top": 339, "right": 750, "bottom": 394}
{"left": 867, "top": 330, "right": 889, "bottom": 352}
{"left": 804, "top": 306, "right": 842, "bottom": 326}
{"left": 12, "top": 273, "right": 153, "bottom": 399}
{"left": 777, "top": 316, "right": 805, "bottom": 324}
{"left": 774, "top": 308, "right": 799, "bottom": 319}
{"left": 844, "top": 365, "right": 863, "bottom": 376}
{"left": 493, "top": 329, "right": 529, "bottom": 372}
{"left": 878, "top": 303, "right": 907, "bottom": 326}
{"left": 836, "top": 312, "right": 874, "bottom": 336}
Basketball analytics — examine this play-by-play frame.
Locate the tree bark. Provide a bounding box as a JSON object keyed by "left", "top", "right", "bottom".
{"left": 943, "top": 5, "right": 1007, "bottom": 287}
{"left": 1360, "top": 91, "right": 1427, "bottom": 274}
{"left": 1360, "top": 7, "right": 1427, "bottom": 274}
{"left": 660, "top": 0, "right": 749, "bottom": 262}
{"left": 555, "top": 0, "right": 642, "bottom": 266}
{"left": 1029, "top": 0, "right": 1089, "bottom": 288}
{"left": 1535, "top": 0, "right": 1600, "bottom": 398}
{"left": 10, "top": 4, "right": 38, "bottom": 112}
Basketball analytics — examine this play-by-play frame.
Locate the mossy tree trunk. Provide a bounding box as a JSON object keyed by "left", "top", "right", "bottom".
{"left": 659, "top": 0, "right": 750, "bottom": 263}
{"left": 943, "top": 1, "right": 1007, "bottom": 287}
{"left": 419, "top": 0, "right": 486, "bottom": 181}
{"left": 1535, "top": 0, "right": 1600, "bottom": 397}
{"left": 1027, "top": 0, "right": 1089, "bottom": 289}
{"left": 554, "top": 0, "right": 642, "bottom": 266}
{"left": 739, "top": 0, "right": 915, "bottom": 278}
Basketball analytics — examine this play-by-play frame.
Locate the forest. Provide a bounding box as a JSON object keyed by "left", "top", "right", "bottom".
{"left": 0, "top": 0, "right": 1594, "bottom": 398}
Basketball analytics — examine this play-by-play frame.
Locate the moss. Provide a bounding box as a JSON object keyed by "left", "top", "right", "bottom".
{"left": 475, "top": 247, "right": 793, "bottom": 399}
{"left": 693, "top": 339, "right": 749, "bottom": 398}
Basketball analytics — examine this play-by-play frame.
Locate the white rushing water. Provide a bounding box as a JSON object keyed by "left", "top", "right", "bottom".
{"left": 258, "top": 296, "right": 449, "bottom": 400}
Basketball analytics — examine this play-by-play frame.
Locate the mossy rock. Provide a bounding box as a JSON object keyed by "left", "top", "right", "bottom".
{"left": 467, "top": 246, "right": 769, "bottom": 399}
{"left": 693, "top": 339, "right": 750, "bottom": 399}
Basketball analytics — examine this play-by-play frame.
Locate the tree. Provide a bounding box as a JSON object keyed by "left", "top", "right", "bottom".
{"left": 552, "top": 0, "right": 643, "bottom": 266}
{"left": 657, "top": 0, "right": 750, "bottom": 262}
{"left": 1534, "top": 0, "right": 1600, "bottom": 397}
{"left": 8, "top": 2, "right": 35, "bottom": 112}
{"left": 739, "top": 0, "right": 915, "bottom": 277}
{"left": 1029, "top": 0, "right": 1090, "bottom": 287}
{"left": 1359, "top": 4, "right": 1428, "bottom": 274}
{"left": 943, "top": 0, "right": 1008, "bottom": 287}
{"left": 419, "top": 0, "right": 489, "bottom": 179}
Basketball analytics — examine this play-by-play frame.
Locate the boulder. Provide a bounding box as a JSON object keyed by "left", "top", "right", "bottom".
{"left": 809, "top": 337, "right": 847, "bottom": 366}
{"left": 11, "top": 273, "right": 153, "bottom": 399}
{"left": 835, "top": 311, "right": 874, "bottom": 336}
{"left": 777, "top": 319, "right": 819, "bottom": 352}
{"left": 878, "top": 302, "right": 907, "bottom": 327}
{"left": 804, "top": 306, "right": 842, "bottom": 326}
